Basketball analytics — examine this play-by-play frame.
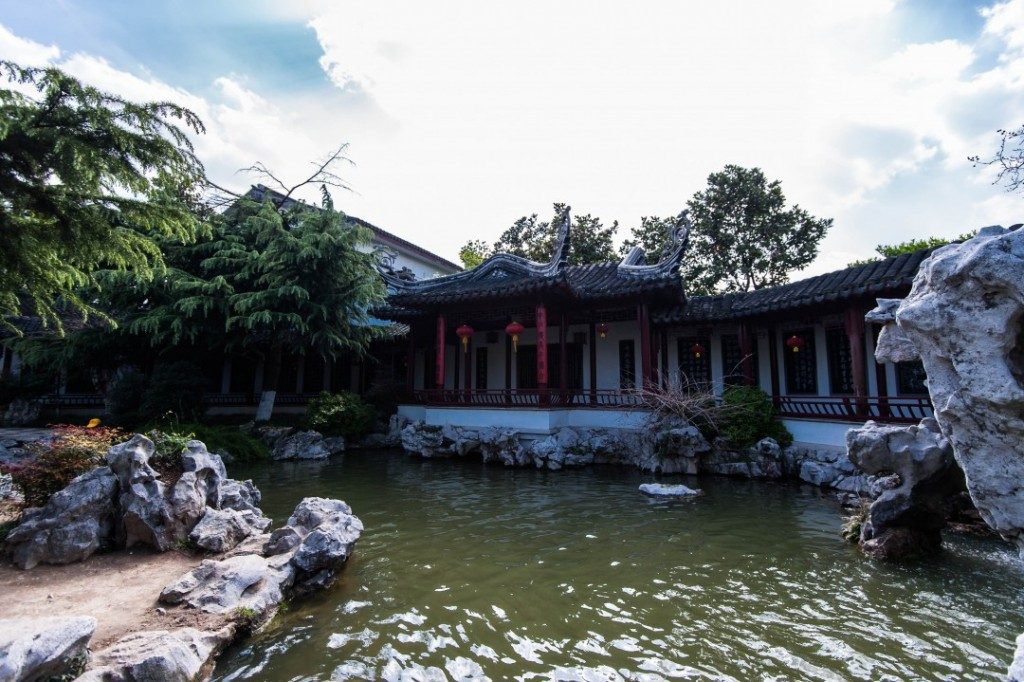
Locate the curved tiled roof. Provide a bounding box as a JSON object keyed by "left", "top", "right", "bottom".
{"left": 653, "top": 248, "right": 933, "bottom": 323}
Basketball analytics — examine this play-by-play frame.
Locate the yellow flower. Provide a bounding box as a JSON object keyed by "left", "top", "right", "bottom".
{"left": 86, "top": 418, "right": 102, "bottom": 429}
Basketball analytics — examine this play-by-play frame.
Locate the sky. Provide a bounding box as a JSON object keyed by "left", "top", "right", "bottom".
{"left": 2, "top": 0, "right": 1024, "bottom": 275}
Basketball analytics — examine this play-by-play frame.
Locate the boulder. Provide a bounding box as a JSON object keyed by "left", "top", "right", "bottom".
{"left": 77, "top": 626, "right": 231, "bottom": 682}
{"left": 107, "top": 435, "right": 179, "bottom": 551}
{"left": 1009, "top": 633, "right": 1024, "bottom": 682}
{"left": 893, "top": 225, "right": 1024, "bottom": 553}
{"left": 399, "top": 422, "right": 478, "bottom": 458}
{"left": 189, "top": 508, "right": 257, "bottom": 553}
{"left": 643, "top": 426, "right": 710, "bottom": 474}
{"left": 478, "top": 427, "right": 529, "bottom": 466}
{"left": 246, "top": 424, "right": 295, "bottom": 449}
{"left": 847, "top": 418, "right": 961, "bottom": 559}
{"left": 2, "top": 399, "right": 42, "bottom": 427}
{"left": 5, "top": 467, "right": 118, "bottom": 569}
{"left": 866, "top": 298, "right": 919, "bottom": 363}
{"left": 323, "top": 436, "right": 346, "bottom": 455}
{"left": 638, "top": 483, "right": 702, "bottom": 497}
{"left": 0, "top": 616, "right": 95, "bottom": 682}
{"left": 162, "top": 496, "right": 362, "bottom": 617}
{"left": 271, "top": 430, "right": 331, "bottom": 461}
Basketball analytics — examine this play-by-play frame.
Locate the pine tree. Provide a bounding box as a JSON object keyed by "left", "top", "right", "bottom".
{"left": 0, "top": 61, "right": 205, "bottom": 334}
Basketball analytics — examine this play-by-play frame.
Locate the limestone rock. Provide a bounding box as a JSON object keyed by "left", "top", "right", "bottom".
{"left": 77, "top": 626, "right": 232, "bottom": 682}
{"left": 323, "top": 436, "right": 346, "bottom": 455}
{"left": 160, "top": 553, "right": 293, "bottom": 615}
{"left": 848, "top": 418, "right": 960, "bottom": 559}
{"left": 642, "top": 426, "right": 710, "bottom": 474}
{"left": 189, "top": 508, "right": 258, "bottom": 553}
{"left": 246, "top": 424, "right": 295, "bottom": 449}
{"left": 639, "top": 483, "right": 702, "bottom": 497}
{"left": 478, "top": 427, "right": 529, "bottom": 466}
{"left": 5, "top": 467, "right": 118, "bottom": 569}
{"left": 0, "top": 472, "right": 11, "bottom": 500}
{"left": 893, "top": 225, "right": 1024, "bottom": 552}
{"left": 400, "top": 422, "right": 478, "bottom": 458}
{"left": 271, "top": 430, "right": 331, "bottom": 461}
{"left": 0, "top": 616, "right": 95, "bottom": 682}
{"left": 1009, "top": 633, "right": 1024, "bottom": 682}
{"left": 288, "top": 498, "right": 364, "bottom": 593}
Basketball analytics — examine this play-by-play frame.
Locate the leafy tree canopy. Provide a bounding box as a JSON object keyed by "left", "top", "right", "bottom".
{"left": 847, "top": 231, "right": 977, "bottom": 268}
{"left": 458, "top": 203, "right": 619, "bottom": 268}
{"left": 682, "top": 165, "right": 832, "bottom": 294}
{"left": 0, "top": 61, "right": 206, "bottom": 335}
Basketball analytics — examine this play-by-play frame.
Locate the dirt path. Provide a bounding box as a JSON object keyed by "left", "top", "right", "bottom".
{"left": 0, "top": 548, "right": 221, "bottom": 648}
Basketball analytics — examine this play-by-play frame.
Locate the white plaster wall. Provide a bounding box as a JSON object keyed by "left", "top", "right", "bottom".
{"left": 783, "top": 418, "right": 856, "bottom": 447}
{"left": 414, "top": 406, "right": 652, "bottom": 433}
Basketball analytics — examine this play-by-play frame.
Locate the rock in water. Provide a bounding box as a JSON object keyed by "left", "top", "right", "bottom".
{"left": 76, "top": 627, "right": 231, "bottom": 682}
{"left": 639, "top": 483, "right": 703, "bottom": 497}
{"left": 894, "top": 226, "right": 1024, "bottom": 553}
{"left": 271, "top": 430, "right": 331, "bottom": 460}
{"left": 847, "top": 418, "right": 960, "bottom": 559}
{"left": 0, "top": 616, "right": 96, "bottom": 681}
{"left": 5, "top": 467, "right": 118, "bottom": 569}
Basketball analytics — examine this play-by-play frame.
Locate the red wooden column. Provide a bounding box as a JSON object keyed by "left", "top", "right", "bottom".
{"left": 845, "top": 305, "right": 868, "bottom": 415}
{"left": 588, "top": 319, "right": 598, "bottom": 404}
{"left": 435, "top": 314, "right": 446, "bottom": 390}
{"left": 559, "top": 312, "right": 568, "bottom": 398}
{"left": 463, "top": 334, "right": 472, "bottom": 394}
{"left": 536, "top": 304, "right": 549, "bottom": 403}
{"left": 738, "top": 323, "right": 755, "bottom": 386}
{"left": 638, "top": 303, "right": 653, "bottom": 389}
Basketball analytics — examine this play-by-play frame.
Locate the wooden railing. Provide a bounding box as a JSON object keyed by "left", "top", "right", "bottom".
{"left": 411, "top": 388, "right": 645, "bottom": 408}
{"left": 775, "top": 395, "right": 932, "bottom": 423}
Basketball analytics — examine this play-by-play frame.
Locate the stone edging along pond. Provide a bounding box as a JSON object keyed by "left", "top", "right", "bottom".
{"left": 0, "top": 434, "right": 363, "bottom": 682}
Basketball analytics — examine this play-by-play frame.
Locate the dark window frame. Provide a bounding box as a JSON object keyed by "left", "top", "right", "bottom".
{"left": 825, "top": 327, "right": 855, "bottom": 395}
{"left": 782, "top": 327, "right": 818, "bottom": 395}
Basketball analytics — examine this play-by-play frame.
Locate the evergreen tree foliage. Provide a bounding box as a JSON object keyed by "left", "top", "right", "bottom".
{"left": 0, "top": 61, "right": 205, "bottom": 334}
{"left": 460, "top": 203, "right": 619, "bottom": 266}
{"left": 847, "top": 231, "right": 978, "bottom": 267}
{"left": 683, "top": 165, "right": 832, "bottom": 294}
{"left": 619, "top": 215, "right": 677, "bottom": 258}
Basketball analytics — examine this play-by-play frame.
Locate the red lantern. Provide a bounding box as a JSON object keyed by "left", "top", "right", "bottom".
{"left": 505, "top": 321, "right": 525, "bottom": 352}
{"left": 456, "top": 324, "right": 474, "bottom": 349}
{"left": 786, "top": 334, "right": 805, "bottom": 353}
{"left": 691, "top": 342, "right": 706, "bottom": 359}
{"left": 596, "top": 322, "right": 610, "bottom": 339}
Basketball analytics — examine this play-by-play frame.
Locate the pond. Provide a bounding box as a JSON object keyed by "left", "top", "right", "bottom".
{"left": 215, "top": 451, "right": 1024, "bottom": 681}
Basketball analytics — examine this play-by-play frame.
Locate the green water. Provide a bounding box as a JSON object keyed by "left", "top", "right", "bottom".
{"left": 214, "top": 451, "right": 1024, "bottom": 681}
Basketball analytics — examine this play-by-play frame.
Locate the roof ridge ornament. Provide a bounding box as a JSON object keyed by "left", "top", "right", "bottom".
{"left": 617, "top": 209, "right": 691, "bottom": 278}
{"left": 380, "top": 206, "right": 574, "bottom": 294}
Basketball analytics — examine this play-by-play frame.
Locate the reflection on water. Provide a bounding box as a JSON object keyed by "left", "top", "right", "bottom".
{"left": 214, "top": 451, "right": 1024, "bottom": 681}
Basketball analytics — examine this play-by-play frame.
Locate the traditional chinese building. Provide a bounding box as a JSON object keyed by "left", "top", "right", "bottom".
{"left": 380, "top": 208, "right": 933, "bottom": 447}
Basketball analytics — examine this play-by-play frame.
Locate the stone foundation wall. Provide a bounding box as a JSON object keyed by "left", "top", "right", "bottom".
{"left": 397, "top": 417, "right": 886, "bottom": 497}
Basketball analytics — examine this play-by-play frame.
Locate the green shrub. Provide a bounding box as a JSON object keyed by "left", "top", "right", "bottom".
{"left": 145, "top": 421, "right": 268, "bottom": 462}
{"left": 141, "top": 361, "right": 206, "bottom": 423}
{"left": 146, "top": 428, "right": 195, "bottom": 470}
{"left": 106, "top": 370, "right": 148, "bottom": 427}
{"left": 2, "top": 425, "right": 126, "bottom": 506}
{"left": 718, "top": 386, "right": 793, "bottom": 448}
{"left": 305, "top": 391, "right": 377, "bottom": 439}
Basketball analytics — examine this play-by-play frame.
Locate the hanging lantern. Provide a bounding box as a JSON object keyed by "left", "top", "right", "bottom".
{"left": 505, "top": 321, "right": 525, "bottom": 352}
{"left": 456, "top": 324, "right": 475, "bottom": 349}
{"left": 691, "top": 342, "right": 706, "bottom": 359}
{"left": 596, "top": 322, "right": 610, "bottom": 339}
{"left": 786, "top": 334, "right": 805, "bottom": 353}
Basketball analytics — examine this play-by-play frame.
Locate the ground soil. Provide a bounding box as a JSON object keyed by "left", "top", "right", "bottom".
{"left": 0, "top": 547, "right": 227, "bottom": 648}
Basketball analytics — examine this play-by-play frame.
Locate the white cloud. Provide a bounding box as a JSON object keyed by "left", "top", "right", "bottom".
{"left": 2, "top": 0, "right": 1024, "bottom": 274}
{"left": 0, "top": 24, "right": 59, "bottom": 65}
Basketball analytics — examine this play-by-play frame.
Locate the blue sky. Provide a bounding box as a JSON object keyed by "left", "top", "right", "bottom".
{"left": 2, "top": 0, "right": 1023, "bottom": 274}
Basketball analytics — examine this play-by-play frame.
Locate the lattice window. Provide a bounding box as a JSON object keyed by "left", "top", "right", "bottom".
{"left": 619, "top": 340, "right": 636, "bottom": 389}
{"left": 783, "top": 328, "right": 817, "bottom": 394}
{"left": 475, "top": 347, "right": 488, "bottom": 390}
{"left": 896, "top": 360, "right": 928, "bottom": 395}
{"left": 677, "top": 336, "right": 711, "bottom": 388}
{"left": 825, "top": 327, "right": 854, "bottom": 395}
{"left": 721, "top": 334, "right": 757, "bottom": 387}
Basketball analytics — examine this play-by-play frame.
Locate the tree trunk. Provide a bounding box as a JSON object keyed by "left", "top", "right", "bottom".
{"left": 256, "top": 345, "right": 283, "bottom": 423}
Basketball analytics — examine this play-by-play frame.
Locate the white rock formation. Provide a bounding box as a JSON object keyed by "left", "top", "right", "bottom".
{"left": 893, "top": 225, "right": 1024, "bottom": 553}
{"left": 76, "top": 626, "right": 231, "bottom": 682}
{"left": 866, "top": 298, "right": 919, "bottom": 363}
{"left": 0, "top": 616, "right": 96, "bottom": 681}
{"left": 5, "top": 467, "right": 118, "bottom": 569}
{"left": 638, "top": 483, "right": 703, "bottom": 497}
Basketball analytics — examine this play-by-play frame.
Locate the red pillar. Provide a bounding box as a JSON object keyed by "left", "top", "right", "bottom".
{"left": 463, "top": 334, "right": 472, "bottom": 393}
{"left": 559, "top": 312, "right": 568, "bottom": 397}
{"left": 588, "top": 319, "right": 598, "bottom": 404}
{"left": 638, "top": 303, "right": 652, "bottom": 389}
{"left": 738, "top": 323, "right": 755, "bottom": 386}
{"left": 435, "top": 315, "right": 446, "bottom": 390}
{"left": 845, "top": 305, "right": 868, "bottom": 415}
{"left": 536, "top": 304, "right": 548, "bottom": 394}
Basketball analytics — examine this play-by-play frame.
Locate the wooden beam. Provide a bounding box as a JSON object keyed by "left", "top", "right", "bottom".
{"left": 559, "top": 312, "right": 568, "bottom": 394}
{"left": 536, "top": 303, "right": 549, "bottom": 393}
{"left": 845, "top": 305, "right": 868, "bottom": 415}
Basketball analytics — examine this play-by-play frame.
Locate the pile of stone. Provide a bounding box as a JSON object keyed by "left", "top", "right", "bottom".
{"left": 4, "top": 435, "right": 270, "bottom": 569}
{"left": 247, "top": 424, "right": 346, "bottom": 461}
{"left": 0, "top": 496, "right": 362, "bottom": 682}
